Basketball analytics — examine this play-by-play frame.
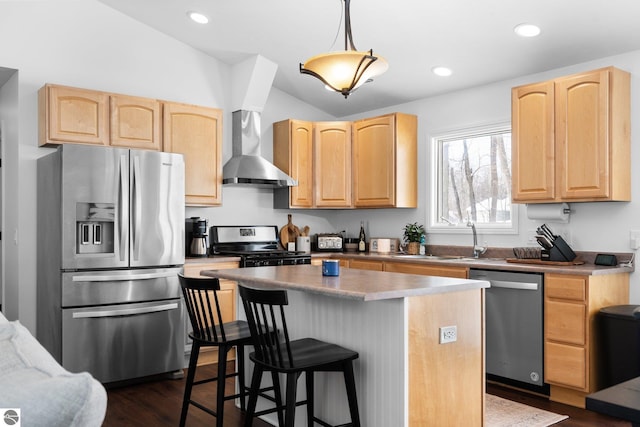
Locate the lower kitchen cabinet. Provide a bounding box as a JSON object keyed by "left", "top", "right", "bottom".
{"left": 182, "top": 261, "right": 239, "bottom": 366}
{"left": 349, "top": 259, "right": 383, "bottom": 271}
{"left": 383, "top": 262, "right": 468, "bottom": 278}
{"left": 544, "top": 272, "right": 629, "bottom": 407}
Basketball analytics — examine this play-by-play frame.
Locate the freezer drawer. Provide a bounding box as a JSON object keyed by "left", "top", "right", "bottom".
{"left": 62, "top": 267, "right": 182, "bottom": 307}
{"left": 62, "top": 299, "right": 184, "bottom": 383}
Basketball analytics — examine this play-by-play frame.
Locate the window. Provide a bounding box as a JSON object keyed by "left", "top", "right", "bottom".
{"left": 429, "top": 123, "right": 517, "bottom": 233}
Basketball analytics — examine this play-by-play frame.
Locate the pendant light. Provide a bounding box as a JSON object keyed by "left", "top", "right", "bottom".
{"left": 299, "top": 0, "right": 388, "bottom": 98}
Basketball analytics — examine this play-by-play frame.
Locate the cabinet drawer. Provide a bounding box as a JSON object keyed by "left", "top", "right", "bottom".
{"left": 546, "top": 274, "right": 586, "bottom": 301}
{"left": 546, "top": 300, "right": 586, "bottom": 345}
{"left": 384, "top": 262, "right": 467, "bottom": 278}
{"left": 349, "top": 259, "right": 383, "bottom": 271}
{"left": 545, "top": 341, "right": 586, "bottom": 389}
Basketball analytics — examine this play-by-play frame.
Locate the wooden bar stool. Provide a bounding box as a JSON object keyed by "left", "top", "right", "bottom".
{"left": 239, "top": 285, "right": 361, "bottom": 427}
{"left": 178, "top": 273, "right": 254, "bottom": 427}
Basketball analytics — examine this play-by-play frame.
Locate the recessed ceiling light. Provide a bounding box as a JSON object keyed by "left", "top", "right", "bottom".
{"left": 187, "top": 11, "right": 209, "bottom": 24}
{"left": 432, "top": 66, "right": 453, "bottom": 77}
{"left": 514, "top": 23, "right": 541, "bottom": 37}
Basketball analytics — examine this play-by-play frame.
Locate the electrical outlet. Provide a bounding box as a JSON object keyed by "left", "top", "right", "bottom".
{"left": 439, "top": 325, "right": 457, "bottom": 344}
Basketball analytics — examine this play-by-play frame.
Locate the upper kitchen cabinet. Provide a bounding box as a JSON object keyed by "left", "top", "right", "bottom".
{"left": 512, "top": 66, "right": 630, "bottom": 203}
{"left": 273, "top": 119, "right": 314, "bottom": 208}
{"left": 110, "top": 95, "right": 161, "bottom": 150}
{"left": 39, "top": 84, "right": 109, "bottom": 146}
{"left": 352, "top": 113, "right": 418, "bottom": 208}
{"left": 163, "top": 102, "right": 223, "bottom": 206}
{"left": 314, "top": 121, "right": 352, "bottom": 208}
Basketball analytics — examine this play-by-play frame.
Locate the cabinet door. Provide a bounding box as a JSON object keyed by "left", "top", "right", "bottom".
{"left": 511, "top": 81, "right": 555, "bottom": 202}
{"left": 546, "top": 341, "right": 587, "bottom": 390}
{"left": 163, "top": 103, "right": 223, "bottom": 206}
{"left": 555, "top": 69, "right": 610, "bottom": 200}
{"left": 384, "top": 262, "right": 468, "bottom": 278}
{"left": 353, "top": 115, "right": 396, "bottom": 207}
{"left": 110, "top": 95, "right": 161, "bottom": 150}
{"left": 39, "top": 85, "right": 109, "bottom": 146}
{"left": 314, "top": 122, "right": 352, "bottom": 207}
{"left": 273, "top": 120, "right": 314, "bottom": 208}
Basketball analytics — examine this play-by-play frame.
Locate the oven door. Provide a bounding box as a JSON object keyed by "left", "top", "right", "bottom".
{"left": 62, "top": 299, "right": 184, "bottom": 383}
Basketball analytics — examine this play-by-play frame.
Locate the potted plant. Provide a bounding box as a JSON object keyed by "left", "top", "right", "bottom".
{"left": 403, "top": 222, "right": 425, "bottom": 255}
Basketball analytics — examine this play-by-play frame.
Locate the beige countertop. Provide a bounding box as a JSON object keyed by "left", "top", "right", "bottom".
{"left": 201, "top": 264, "right": 489, "bottom": 301}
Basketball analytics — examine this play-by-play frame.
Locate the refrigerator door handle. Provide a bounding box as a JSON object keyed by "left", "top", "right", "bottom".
{"left": 71, "top": 302, "right": 179, "bottom": 319}
{"left": 132, "top": 155, "right": 142, "bottom": 261}
{"left": 118, "top": 154, "right": 128, "bottom": 262}
{"left": 72, "top": 271, "right": 178, "bottom": 282}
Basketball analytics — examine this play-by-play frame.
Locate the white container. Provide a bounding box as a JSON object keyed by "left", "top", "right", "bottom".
{"left": 369, "top": 238, "right": 400, "bottom": 254}
{"left": 296, "top": 236, "right": 311, "bottom": 253}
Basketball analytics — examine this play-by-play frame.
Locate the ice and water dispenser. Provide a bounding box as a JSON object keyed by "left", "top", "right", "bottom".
{"left": 75, "top": 202, "right": 115, "bottom": 254}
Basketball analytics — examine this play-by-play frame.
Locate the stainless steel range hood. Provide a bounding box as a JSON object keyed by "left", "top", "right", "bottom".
{"left": 222, "top": 110, "right": 297, "bottom": 187}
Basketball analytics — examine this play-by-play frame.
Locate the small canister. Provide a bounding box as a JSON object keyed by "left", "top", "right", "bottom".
{"left": 322, "top": 259, "right": 340, "bottom": 276}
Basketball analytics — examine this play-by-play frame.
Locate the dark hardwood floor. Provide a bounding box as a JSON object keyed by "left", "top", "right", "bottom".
{"left": 104, "top": 363, "right": 631, "bottom": 426}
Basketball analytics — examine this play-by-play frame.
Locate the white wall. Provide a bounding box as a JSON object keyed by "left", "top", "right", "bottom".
{"left": 2, "top": 1, "right": 640, "bottom": 331}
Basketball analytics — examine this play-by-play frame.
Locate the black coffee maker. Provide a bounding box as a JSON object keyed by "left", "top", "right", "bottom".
{"left": 186, "top": 217, "right": 208, "bottom": 257}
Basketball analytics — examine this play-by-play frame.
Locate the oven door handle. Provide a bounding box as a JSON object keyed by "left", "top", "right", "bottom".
{"left": 72, "top": 302, "right": 179, "bottom": 319}
{"left": 490, "top": 280, "right": 539, "bottom": 291}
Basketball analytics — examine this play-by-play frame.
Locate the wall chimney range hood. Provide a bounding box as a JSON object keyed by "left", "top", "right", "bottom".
{"left": 222, "top": 110, "right": 297, "bottom": 187}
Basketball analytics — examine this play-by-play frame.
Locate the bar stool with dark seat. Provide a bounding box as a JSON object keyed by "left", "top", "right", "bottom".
{"left": 239, "top": 285, "right": 361, "bottom": 427}
{"left": 178, "top": 273, "right": 254, "bottom": 427}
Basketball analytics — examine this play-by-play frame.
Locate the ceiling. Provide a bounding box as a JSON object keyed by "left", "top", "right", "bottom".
{"left": 98, "top": 0, "right": 640, "bottom": 117}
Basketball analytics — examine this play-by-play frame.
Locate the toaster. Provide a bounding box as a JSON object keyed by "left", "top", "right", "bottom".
{"left": 314, "top": 233, "right": 344, "bottom": 252}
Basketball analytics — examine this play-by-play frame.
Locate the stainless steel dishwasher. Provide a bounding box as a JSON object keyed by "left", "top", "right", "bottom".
{"left": 470, "top": 268, "right": 546, "bottom": 392}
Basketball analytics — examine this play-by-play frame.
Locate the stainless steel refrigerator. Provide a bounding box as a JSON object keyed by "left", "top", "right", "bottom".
{"left": 37, "top": 144, "right": 185, "bottom": 383}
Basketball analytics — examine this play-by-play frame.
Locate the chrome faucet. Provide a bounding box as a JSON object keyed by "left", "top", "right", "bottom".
{"left": 466, "top": 219, "right": 487, "bottom": 258}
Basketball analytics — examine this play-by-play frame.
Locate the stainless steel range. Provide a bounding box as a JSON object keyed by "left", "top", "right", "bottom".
{"left": 210, "top": 225, "right": 311, "bottom": 267}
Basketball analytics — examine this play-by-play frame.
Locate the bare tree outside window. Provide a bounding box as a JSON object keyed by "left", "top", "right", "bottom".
{"left": 432, "top": 125, "right": 514, "bottom": 231}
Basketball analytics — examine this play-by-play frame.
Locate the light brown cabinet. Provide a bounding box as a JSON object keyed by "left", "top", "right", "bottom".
{"left": 348, "top": 259, "right": 383, "bottom": 271}
{"left": 273, "top": 119, "right": 314, "bottom": 208}
{"left": 314, "top": 121, "right": 352, "bottom": 208}
{"left": 352, "top": 113, "right": 417, "bottom": 208}
{"left": 163, "top": 102, "right": 223, "bottom": 206}
{"left": 544, "top": 272, "right": 629, "bottom": 407}
{"left": 182, "top": 261, "right": 239, "bottom": 366}
{"left": 39, "top": 84, "right": 109, "bottom": 146}
{"left": 273, "top": 120, "right": 351, "bottom": 208}
{"left": 512, "top": 66, "right": 630, "bottom": 203}
{"left": 110, "top": 94, "right": 161, "bottom": 150}
{"left": 383, "top": 262, "right": 467, "bottom": 278}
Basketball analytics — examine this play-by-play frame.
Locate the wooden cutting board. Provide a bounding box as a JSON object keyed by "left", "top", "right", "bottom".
{"left": 279, "top": 214, "right": 300, "bottom": 248}
{"left": 506, "top": 258, "right": 584, "bottom": 266}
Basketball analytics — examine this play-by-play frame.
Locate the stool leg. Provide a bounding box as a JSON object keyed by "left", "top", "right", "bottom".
{"left": 245, "top": 365, "right": 264, "bottom": 427}
{"left": 305, "top": 370, "right": 314, "bottom": 426}
{"left": 343, "top": 362, "right": 360, "bottom": 427}
{"left": 237, "top": 345, "right": 246, "bottom": 411}
{"left": 180, "top": 341, "right": 201, "bottom": 427}
{"left": 216, "top": 345, "right": 229, "bottom": 427}
{"left": 271, "top": 371, "right": 285, "bottom": 427}
{"left": 285, "top": 373, "right": 299, "bottom": 427}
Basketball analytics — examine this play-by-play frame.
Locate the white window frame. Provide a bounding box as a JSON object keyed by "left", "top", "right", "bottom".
{"left": 427, "top": 122, "right": 518, "bottom": 235}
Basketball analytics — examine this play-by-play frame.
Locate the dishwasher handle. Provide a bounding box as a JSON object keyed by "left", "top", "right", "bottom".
{"left": 490, "top": 280, "right": 539, "bottom": 291}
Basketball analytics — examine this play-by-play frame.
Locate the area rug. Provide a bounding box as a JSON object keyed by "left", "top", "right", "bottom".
{"left": 486, "top": 394, "right": 569, "bottom": 427}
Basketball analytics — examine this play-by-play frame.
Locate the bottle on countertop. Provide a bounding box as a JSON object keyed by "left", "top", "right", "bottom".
{"left": 419, "top": 234, "right": 426, "bottom": 255}
{"left": 358, "top": 221, "right": 366, "bottom": 252}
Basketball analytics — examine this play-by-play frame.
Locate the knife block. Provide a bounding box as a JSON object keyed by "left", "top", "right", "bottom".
{"left": 541, "top": 236, "right": 577, "bottom": 262}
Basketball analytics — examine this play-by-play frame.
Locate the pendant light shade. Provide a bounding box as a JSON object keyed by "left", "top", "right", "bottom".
{"left": 300, "top": 0, "right": 388, "bottom": 98}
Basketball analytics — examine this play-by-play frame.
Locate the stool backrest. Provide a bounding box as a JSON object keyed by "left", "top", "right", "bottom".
{"left": 178, "top": 273, "right": 227, "bottom": 343}
{"left": 238, "top": 285, "right": 293, "bottom": 369}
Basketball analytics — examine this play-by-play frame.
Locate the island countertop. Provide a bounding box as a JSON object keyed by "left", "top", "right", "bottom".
{"left": 201, "top": 264, "right": 489, "bottom": 301}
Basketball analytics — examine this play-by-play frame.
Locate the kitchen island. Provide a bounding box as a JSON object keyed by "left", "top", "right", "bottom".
{"left": 202, "top": 264, "right": 489, "bottom": 427}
